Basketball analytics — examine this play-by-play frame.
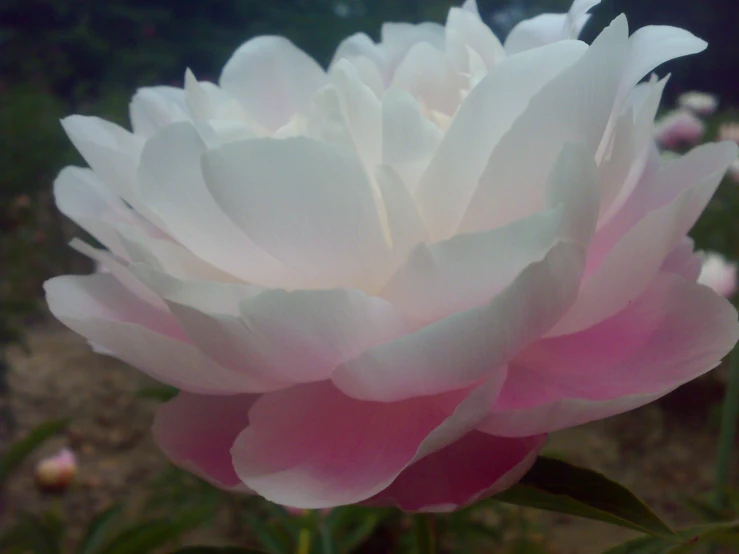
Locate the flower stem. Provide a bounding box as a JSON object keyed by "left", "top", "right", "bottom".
{"left": 413, "top": 514, "right": 437, "bottom": 554}
{"left": 712, "top": 345, "right": 739, "bottom": 509}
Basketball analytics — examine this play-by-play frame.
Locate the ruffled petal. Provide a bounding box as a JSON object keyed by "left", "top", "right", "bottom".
{"left": 231, "top": 378, "right": 501, "bottom": 509}
{"left": 44, "top": 274, "right": 274, "bottom": 394}
{"left": 333, "top": 243, "right": 584, "bottom": 402}
{"left": 153, "top": 392, "right": 258, "bottom": 490}
{"left": 480, "top": 273, "right": 739, "bottom": 436}
{"left": 131, "top": 265, "right": 408, "bottom": 387}
{"left": 366, "top": 431, "right": 545, "bottom": 512}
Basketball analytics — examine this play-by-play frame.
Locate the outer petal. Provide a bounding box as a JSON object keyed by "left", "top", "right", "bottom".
{"left": 366, "top": 431, "right": 545, "bottom": 512}
{"left": 54, "top": 166, "right": 141, "bottom": 258}
{"left": 153, "top": 392, "right": 258, "bottom": 490}
{"left": 333, "top": 243, "right": 584, "bottom": 402}
{"left": 202, "top": 137, "right": 393, "bottom": 290}
{"left": 661, "top": 238, "right": 702, "bottom": 281}
{"left": 480, "top": 273, "right": 739, "bottom": 436}
{"left": 130, "top": 86, "right": 190, "bottom": 137}
{"left": 44, "top": 273, "right": 275, "bottom": 394}
{"left": 219, "top": 36, "right": 327, "bottom": 130}
{"left": 231, "top": 377, "right": 502, "bottom": 509}
{"left": 131, "top": 264, "right": 408, "bottom": 387}
{"left": 61, "top": 116, "right": 146, "bottom": 214}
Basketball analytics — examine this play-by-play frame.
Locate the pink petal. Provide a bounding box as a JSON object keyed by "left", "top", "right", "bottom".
{"left": 132, "top": 265, "right": 408, "bottom": 387}
{"left": 661, "top": 238, "right": 702, "bottom": 281}
{"left": 333, "top": 243, "right": 583, "bottom": 402}
{"left": 366, "top": 431, "right": 545, "bottom": 512}
{"left": 153, "top": 392, "right": 258, "bottom": 490}
{"left": 231, "top": 379, "right": 501, "bottom": 509}
{"left": 480, "top": 273, "right": 739, "bottom": 436}
{"left": 44, "top": 274, "right": 276, "bottom": 394}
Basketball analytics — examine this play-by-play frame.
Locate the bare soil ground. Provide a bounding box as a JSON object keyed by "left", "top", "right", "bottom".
{"left": 1, "top": 323, "right": 729, "bottom": 553}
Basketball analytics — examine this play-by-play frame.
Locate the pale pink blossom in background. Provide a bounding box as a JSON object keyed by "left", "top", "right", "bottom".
{"left": 719, "top": 122, "right": 739, "bottom": 144}
{"left": 677, "top": 91, "right": 719, "bottom": 116}
{"left": 35, "top": 448, "right": 77, "bottom": 494}
{"left": 45, "top": 0, "right": 739, "bottom": 512}
{"left": 728, "top": 158, "right": 739, "bottom": 183}
{"left": 654, "top": 109, "right": 705, "bottom": 149}
{"left": 698, "top": 252, "right": 737, "bottom": 298}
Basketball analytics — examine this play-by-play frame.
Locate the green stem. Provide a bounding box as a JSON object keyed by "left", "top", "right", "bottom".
{"left": 712, "top": 345, "right": 739, "bottom": 509}
{"left": 413, "top": 514, "right": 437, "bottom": 554}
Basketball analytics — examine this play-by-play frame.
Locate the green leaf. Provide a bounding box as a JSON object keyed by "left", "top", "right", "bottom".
{"left": 169, "top": 549, "right": 266, "bottom": 554}
{"left": 76, "top": 504, "right": 124, "bottom": 554}
{"left": 0, "top": 419, "right": 67, "bottom": 485}
{"left": 493, "top": 457, "right": 676, "bottom": 539}
{"left": 243, "top": 514, "right": 290, "bottom": 554}
{"left": 0, "top": 512, "right": 64, "bottom": 554}
{"left": 97, "top": 518, "right": 193, "bottom": 554}
{"left": 603, "top": 520, "right": 739, "bottom": 553}
{"left": 137, "top": 385, "right": 179, "bottom": 402}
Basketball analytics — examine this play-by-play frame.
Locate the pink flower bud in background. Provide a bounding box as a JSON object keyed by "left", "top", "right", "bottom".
{"left": 698, "top": 252, "right": 737, "bottom": 298}
{"left": 654, "top": 109, "right": 705, "bottom": 150}
{"left": 719, "top": 122, "right": 739, "bottom": 144}
{"left": 677, "top": 91, "right": 718, "bottom": 116}
{"left": 35, "top": 448, "right": 77, "bottom": 494}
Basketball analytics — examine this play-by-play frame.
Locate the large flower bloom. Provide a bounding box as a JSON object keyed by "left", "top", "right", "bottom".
{"left": 46, "top": 0, "right": 738, "bottom": 511}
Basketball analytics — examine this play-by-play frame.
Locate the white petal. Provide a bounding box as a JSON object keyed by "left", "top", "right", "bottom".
{"left": 391, "top": 42, "right": 462, "bottom": 115}
{"left": 414, "top": 39, "right": 587, "bottom": 240}
{"left": 136, "top": 121, "right": 294, "bottom": 285}
{"left": 461, "top": 16, "right": 629, "bottom": 235}
{"left": 381, "top": 89, "right": 442, "bottom": 192}
{"left": 202, "top": 137, "right": 393, "bottom": 290}
{"left": 445, "top": 6, "right": 504, "bottom": 72}
{"left": 61, "top": 116, "right": 146, "bottom": 213}
{"left": 504, "top": 0, "right": 600, "bottom": 55}
{"left": 219, "top": 36, "right": 327, "bottom": 130}
{"left": 130, "top": 86, "right": 190, "bottom": 137}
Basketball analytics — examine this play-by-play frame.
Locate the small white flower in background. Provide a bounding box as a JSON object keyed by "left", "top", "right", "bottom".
{"left": 654, "top": 109, "right": 705, "bottom": 150}
{"left": 35, "top": 448, "right": 77, "bottom": 494}
{"left": 728, "top": 158, "right": 739, "bottom": 183}
{"left": 677, "top": 91, "right": 719, "bottom": 116}
{"left": 719, "top": 122, "right": 739, "bottom": 144}
{"left": 698, "top": 252, "right": 737, "bottom": 298}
